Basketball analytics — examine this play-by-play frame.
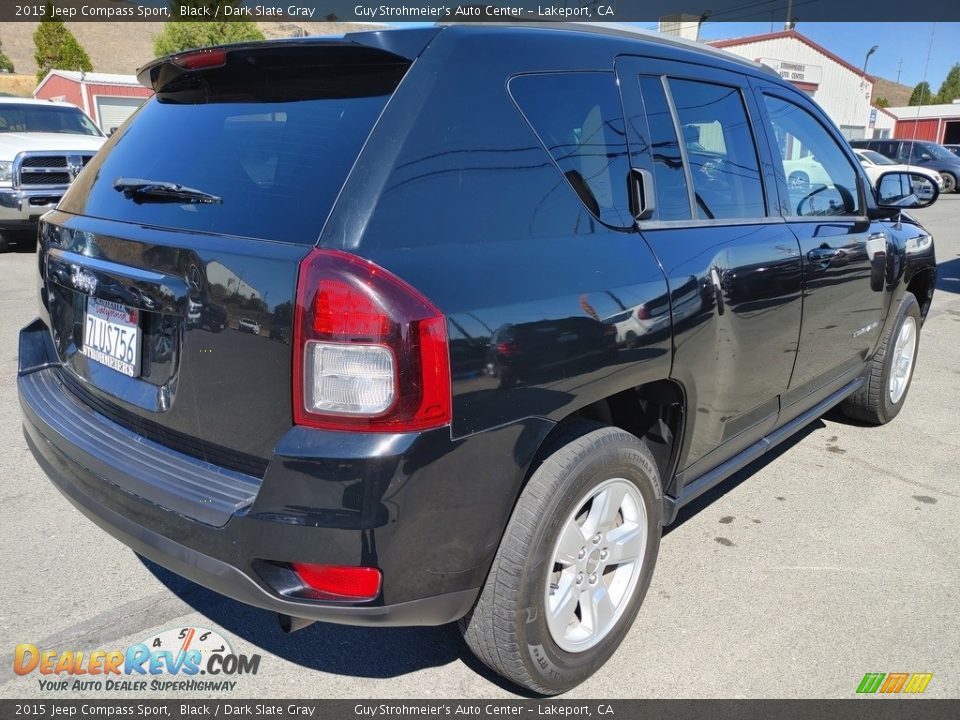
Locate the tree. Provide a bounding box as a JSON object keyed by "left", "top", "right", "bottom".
{"left": 874, "top": 97, "right": 889, "bottom": 108}
{"left": 0, "top": 39, "right": 14, "bottom": 73}
{"left": 909, "top": 81, "right": 933, "bottom": 106}
{"left": 154, "top": 2, "right": 264, "bottom": 57}
{"left": 33, "top": 10, "right": 93, "bottom": 82}
{"left": 935, "top": 63, "right": 960, "bottom": 104}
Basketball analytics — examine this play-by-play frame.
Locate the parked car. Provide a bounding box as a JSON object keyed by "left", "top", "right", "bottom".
{"left": 238, "top": 317, "right": 261, "bottom": 334}
{"left": 0, "top": 97, "right": 105, "bottom": 251}
{"left": 781, "top": 154, "right": 831, "bottom": 191}
{"left": 18, "top": 25, "right": 938, "bottom": 695}
{"left": 854, "top": 149, "right": 943, "bottom": 198}
{"left": 850, "top": 138, "right": 960, "bottom": 193}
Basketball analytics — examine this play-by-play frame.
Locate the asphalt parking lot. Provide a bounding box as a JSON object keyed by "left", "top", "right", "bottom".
{"left": 1, "top": 198, "right": 958, "bottom": 700}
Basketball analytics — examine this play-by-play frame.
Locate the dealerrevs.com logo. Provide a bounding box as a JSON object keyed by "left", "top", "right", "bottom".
{"left": 13, "top": 627, "right": 261, "bottom": 693}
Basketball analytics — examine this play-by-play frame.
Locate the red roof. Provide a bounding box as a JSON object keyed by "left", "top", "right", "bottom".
{"left": 708, "top": 30, "right": 875, "bottom": 82}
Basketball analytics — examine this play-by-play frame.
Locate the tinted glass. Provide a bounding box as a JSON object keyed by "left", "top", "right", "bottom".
{"left": 917, "top": 142, "right": 956, "bottom": 161}
{"left": 636, "top": 76, "right": 691, "bottom": 221}
{"left": 61, "top": 67, "right": 401, "bottom": 244}
{"left": 669, "top": 79, "right": 765, "bottom": 220}
{"left": 511, "top": 72, "right": 633, "bottom": 227}
{"left": 860, "top": 150, "right": 895, "bottom": 165}
{"left": 0, "top": 104, "right": 101, "bottom": 136}
{"left": 763, "top": 95, "right": 861, "bottom": 217}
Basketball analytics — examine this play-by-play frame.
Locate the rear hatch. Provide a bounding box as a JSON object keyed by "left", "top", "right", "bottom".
{"left": 39, "top": 39, "right": 416, "bottom": 476}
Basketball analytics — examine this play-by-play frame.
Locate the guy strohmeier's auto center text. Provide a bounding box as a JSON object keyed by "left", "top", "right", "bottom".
{"left": 354, "top": 4, "right": 617, "bottom": 19}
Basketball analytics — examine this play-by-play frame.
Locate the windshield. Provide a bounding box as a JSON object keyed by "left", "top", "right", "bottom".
{"left": 860, "top": 150, "right": 895, "bottom": 165}
{"left": 918, "top": 142, "right": 957, "bottom": 161}
{"left": 0, "top": 104, "right": 102, "bottom": 136}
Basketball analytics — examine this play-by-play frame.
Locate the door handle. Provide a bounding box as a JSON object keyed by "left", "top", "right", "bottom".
{"left": 806, "top": 247, "right": 841, "bottom": 265}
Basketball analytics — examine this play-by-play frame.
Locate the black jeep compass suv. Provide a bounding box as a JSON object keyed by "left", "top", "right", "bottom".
{"left": 18, "top": 24, "right": 938, "bottom": 694}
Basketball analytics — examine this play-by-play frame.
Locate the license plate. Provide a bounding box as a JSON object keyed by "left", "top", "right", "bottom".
{"left": 81, "top": 298, "right": 141, "bottom": 378}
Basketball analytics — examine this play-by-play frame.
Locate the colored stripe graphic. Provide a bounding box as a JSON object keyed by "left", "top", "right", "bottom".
{"left": 857, "top": 672, "right": 932, "bottom": 694}
{"left": 879, "top": 673, "right": 909, "bottom": 693}
{"left": 857, "top": 673, "right": 885, "bottom": 694}
{"left": 903, "top": 673, "right": 934, "bottom": 694}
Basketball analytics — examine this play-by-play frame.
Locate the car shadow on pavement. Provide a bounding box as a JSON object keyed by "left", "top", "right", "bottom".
{"left": 935, "top": 256, "right": 960, "bottom": 296}
{"left": 665, "top": 418, "right": 826, "bottom": 534}
{"left": 139, "top": 557, "right": 539, "bottom": 696}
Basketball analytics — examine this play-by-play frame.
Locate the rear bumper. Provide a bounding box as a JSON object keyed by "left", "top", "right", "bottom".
{"left": 18, "top": 319, "right": 510, "bottom": 627}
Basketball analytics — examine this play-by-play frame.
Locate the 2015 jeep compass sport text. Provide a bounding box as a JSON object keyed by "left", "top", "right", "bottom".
{"left": 18, "top": 24, "right": 939, "bottom": 694}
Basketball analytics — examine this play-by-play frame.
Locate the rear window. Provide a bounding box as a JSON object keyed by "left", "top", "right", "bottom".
{"left": 509, "top": 72, "right": 633, "bottom": 228}
{"left": 62, "top": 49, "right": 406, "bottom": 244}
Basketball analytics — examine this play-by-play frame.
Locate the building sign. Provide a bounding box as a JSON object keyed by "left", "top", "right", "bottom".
{"left": 759, "top": 58, "right": 824, "bottom": 85}
{"left": 869, "top": 107, "right": 878, "bottom": 128}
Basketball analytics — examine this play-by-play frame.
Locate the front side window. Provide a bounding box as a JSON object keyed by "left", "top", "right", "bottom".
{"left": 669, "top": 79, "right": 766, "bottom": 220}
{"left": 763, "top": 95, "right": 861, "bottom": 217}
{"left": 510, "top": 72, "right": 632, "bottom": 228}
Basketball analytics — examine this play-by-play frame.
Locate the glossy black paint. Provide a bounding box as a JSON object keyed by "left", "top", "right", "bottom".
{"left": 19, "top": 24, "right": 937, "bottom": 623}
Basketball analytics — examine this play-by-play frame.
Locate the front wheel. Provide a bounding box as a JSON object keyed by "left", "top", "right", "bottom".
{"left": 840, "top": 293, "right": 921, "bottom": 424}
{"left": 460, "top": 421, "right": 662, "bottom": 694}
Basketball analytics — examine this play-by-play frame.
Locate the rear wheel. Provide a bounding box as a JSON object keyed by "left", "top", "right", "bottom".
{"left": 940, "top": 172, "right": 956, "bottom": 194}
{"left": 841, "top": 293, "right": 921, "bottom": 424}
{"left": 460, "top": 421, "right": 662, "bottom": 694}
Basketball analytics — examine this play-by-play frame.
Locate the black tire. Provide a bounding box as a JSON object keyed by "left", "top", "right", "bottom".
{"left": 0, "top": 232, "right": 10, "bottom": 253}
{"left": 460, "top": 420, "right": 662, "bottom": 695}
{"left": 840, "top": 293, "right": 921, "bottom": 425}
{"left": 941, "top": 172, "right": 956, "bottom": 194}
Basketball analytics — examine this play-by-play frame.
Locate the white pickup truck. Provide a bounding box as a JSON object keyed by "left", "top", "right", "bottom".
{"left": 0, "top": 97, "right": 105, "bottom": 251}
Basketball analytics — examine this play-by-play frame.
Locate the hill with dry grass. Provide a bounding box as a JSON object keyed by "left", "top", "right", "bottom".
{"left": 0, "top": 21, "right": 387, "bottom": 82}
{"left": 872, "top": 76, "right": 913, "bottom": 108}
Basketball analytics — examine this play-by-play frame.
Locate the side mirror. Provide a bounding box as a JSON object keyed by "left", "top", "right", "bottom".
{"left": 874, "top": 171, "right": 939, "bottom": 211}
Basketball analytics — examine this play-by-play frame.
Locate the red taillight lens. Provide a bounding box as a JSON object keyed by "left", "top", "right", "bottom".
{"left": 293, "top": 248, "right": 451, "bottom": 432}
{"left": 172, "top": 48, "right": 227, "bottom": 70}
{"left": 635, "top": 304, "right": 650, "bottom": 320}
{"left": 290, "top": 563, "right": 382, "bottom": 601}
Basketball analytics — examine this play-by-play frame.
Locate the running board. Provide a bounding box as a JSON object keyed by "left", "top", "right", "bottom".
{"left": 663, "top": 377, "right": 863, "bottom": 525}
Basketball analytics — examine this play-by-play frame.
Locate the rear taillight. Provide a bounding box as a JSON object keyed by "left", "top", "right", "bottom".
{"left": 293, "top": 248, "right": 451, "bottom": 432}
{"left": 635, "top": 305, "right": 650, "bottom": 320}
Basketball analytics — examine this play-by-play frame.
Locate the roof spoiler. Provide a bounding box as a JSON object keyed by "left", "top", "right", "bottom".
{"left": 137, "top": 27, "right": 441, "bottom": 93}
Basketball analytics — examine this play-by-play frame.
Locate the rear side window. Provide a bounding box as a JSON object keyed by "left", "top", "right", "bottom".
{"left": 668, "top": 79, "right": 766, "bottom": 220}
{"left": 61, "top": 51, "right": 406, "bottom": 244}
{"left": 636, "top": 76, "right": 691, "bottom": 222}
{"left": 510, "top": 72, "right": 633, "bottom": 228}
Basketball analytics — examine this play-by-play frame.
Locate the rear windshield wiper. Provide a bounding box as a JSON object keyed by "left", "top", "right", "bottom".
{"left": 114, "top": 177, "right": 222, "bottom": 205}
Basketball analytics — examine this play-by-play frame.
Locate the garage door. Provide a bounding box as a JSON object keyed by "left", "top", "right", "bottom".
{"left": 96, "top": 96, "right": 145, "bottom": 134}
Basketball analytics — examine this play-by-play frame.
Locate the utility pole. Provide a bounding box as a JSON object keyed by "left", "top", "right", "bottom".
{"left": 896, "top": 58, "right": 904, "bottom": 84}
{"left": 784, "top": 0, "right": 793, "bottom": 30}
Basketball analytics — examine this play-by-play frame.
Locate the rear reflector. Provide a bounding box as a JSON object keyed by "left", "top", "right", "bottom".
{"left": 290, "top": 563, "right": 382, "bottom": 601}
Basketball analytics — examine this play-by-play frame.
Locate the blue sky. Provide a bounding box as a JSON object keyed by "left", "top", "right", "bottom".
{"left": 390, "top": 22, "right": 958, "bottom": 92}
{"left": 695, "top": 22, "right": 958, "bottom": 90}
